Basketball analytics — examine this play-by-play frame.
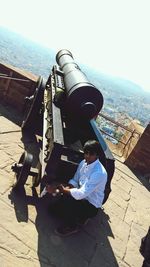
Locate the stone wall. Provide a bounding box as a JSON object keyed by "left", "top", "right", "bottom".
{"left": 0, "top": 62, "right": 38, "bottom": 111}
{"left": 116, "top": 120, "right": 144, "bottom": 159}
{"left": 125, "top": 123, "right": 150, "bottom": 175}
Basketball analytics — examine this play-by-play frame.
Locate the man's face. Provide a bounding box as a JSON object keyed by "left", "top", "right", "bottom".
{"left": 84, "top": 151, "right": 98, "bottom": 165}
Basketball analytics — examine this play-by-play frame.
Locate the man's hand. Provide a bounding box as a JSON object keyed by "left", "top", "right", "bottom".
{"left": 58, "top": 184, "right": 65, "bottom": 193}
{"left": 46, "top": 183, "right": 74, "bottom": 195}
{"left": 65, "top": 184, "right": 74, "bottom": 189}
{"left": 58, "top": 184, "right": 71, "bottom": 195}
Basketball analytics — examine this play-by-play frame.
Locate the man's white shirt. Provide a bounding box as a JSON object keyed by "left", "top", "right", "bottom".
{"left": 69, "top": 159, "right": 107, "bottom": 208}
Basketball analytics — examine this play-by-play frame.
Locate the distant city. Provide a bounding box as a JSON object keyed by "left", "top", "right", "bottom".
{"left": 0, "top": 26, "right": 150, "bottom": 140}
{"left": 81, "top": 65, "right": 150, "bottom": 128}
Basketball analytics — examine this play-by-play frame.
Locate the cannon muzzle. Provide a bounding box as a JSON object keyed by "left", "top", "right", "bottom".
{"left": 56, "top": 49, "right": 103, "bottom": 120}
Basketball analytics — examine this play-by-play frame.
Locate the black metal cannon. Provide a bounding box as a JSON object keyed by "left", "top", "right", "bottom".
{"left": 11, "top": 49, "right": 115, "bottom": 204}
{"left": 55, "top": 50, "right": 103, "bottom": 119}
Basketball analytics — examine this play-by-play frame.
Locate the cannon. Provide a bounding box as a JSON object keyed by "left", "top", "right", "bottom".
{"left": 55, "top": 50, "right": 103, "bottom": 119}
{"left": 12, "top": 49, "right": 115, "bottom": 204}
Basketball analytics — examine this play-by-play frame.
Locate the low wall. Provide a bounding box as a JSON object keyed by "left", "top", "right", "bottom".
{"left": 116, "top": 120, "right": 144, "bottom": 159}
{"left": 0, "top": 62, "right": 38, "bottom": 111}
{"left": 125, "top": 123, "right": 150, "bottom": 175}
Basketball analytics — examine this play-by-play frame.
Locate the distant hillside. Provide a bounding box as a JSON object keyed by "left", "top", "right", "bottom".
{"left": 81, "top": 64, "right": 148, "bottom": 97}
{"left": 0, "top": 27, "right": 149, "bottom": 96}
{"left": 0, "top": 27, "right": 55, "bottom": 79}
{"left": 0, "top": 27, "right": 149, "bottom": 127}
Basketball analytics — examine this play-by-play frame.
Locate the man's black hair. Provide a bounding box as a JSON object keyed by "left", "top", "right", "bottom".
{"left": 83, "top": 140, "right": 101, "bottom": 156}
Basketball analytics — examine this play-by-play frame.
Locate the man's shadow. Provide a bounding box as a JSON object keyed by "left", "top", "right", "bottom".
{"left": 34, "top": 194, "right": 119, "bottom": 267}
{"left": 9, "top": 185, "right": 119, "bottom": 267}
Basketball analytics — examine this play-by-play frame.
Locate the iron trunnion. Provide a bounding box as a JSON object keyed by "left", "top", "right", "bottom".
{"left": 12, "top": 49, "right": 115, "bottom": 204}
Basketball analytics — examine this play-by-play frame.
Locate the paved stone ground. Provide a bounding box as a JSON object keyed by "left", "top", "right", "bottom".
{"left": 0, "top": 103, "right": 149, "bottom": 267}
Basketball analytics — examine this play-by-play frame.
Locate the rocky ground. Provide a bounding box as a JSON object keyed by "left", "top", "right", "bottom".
{"left": 0, "top": 103, "right": 149, "bottom": 267}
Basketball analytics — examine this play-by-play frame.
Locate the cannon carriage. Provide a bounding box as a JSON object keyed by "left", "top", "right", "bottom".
{"left": 12, "top": 50, "right": 115, "bottom": 204}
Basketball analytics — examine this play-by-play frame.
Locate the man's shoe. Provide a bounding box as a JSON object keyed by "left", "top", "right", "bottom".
{"left": 55, "top": 225, "right": 79, "bottom": 237}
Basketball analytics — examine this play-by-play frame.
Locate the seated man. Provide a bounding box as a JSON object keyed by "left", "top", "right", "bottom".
{"left": 47, "top": 140, "right": 107, "bottom": 237}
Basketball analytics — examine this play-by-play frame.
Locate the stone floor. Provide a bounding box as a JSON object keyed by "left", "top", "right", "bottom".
{"left": 0, "top": 103, "right": 149, "bottom": 267}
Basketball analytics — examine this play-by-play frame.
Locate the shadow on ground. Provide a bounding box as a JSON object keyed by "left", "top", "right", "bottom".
{"left": 9, "top": 187, "right": 119, "bottom": 267}
{"left": 127, "top": 166, "right": 150, "bottom": 192}
{"left": 0, "top": 103, "right": 41, "bottom": 168}
{"left": 0, "top": 102, "right": 23, "bottom": 126}
{"left": 117, "top": 160, "right": 150, "bottom": 192}
{"left": 114, "top": 156, "right": 150, "bottom": 192}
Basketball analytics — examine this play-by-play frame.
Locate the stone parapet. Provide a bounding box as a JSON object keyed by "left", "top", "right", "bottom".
{"left": 125, "top": 123, "right": 150, "bottom": 175}
{"left": 0, "top": 62, "right": 38, "bottom": 111}
{"left": 114, "top": 120, "right": 144, "bottom": 159}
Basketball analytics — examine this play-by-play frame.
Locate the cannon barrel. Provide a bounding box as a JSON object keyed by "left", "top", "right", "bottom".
{"left": 56, "top": 49, "right": 103, "bottom": 120}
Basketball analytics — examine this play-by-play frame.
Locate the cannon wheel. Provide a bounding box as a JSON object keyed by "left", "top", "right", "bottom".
{"left": 13, "top": 152, "right": 33, "bottom": 189}
{"left": 21, "top": 76, "right": 45, "bottom": 131}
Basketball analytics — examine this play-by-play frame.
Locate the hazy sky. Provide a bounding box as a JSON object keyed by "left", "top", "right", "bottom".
{"left": 0, "top": 0, "right": 150, "bottom": 91}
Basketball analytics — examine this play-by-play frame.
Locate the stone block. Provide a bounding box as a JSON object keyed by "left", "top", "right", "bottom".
{"left": 0, "top": 169, "right": 14, "bottom": 194}
{"left": 114, "top": 177, "right": 132, "bottom": 194}
{"left": 104, "top": 199, "right": 126, "bottom": 220}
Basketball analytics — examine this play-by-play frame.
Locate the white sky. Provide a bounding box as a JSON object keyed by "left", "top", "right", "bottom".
{"left": 0, "top": 0, "right": 150, "bottom": 91}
